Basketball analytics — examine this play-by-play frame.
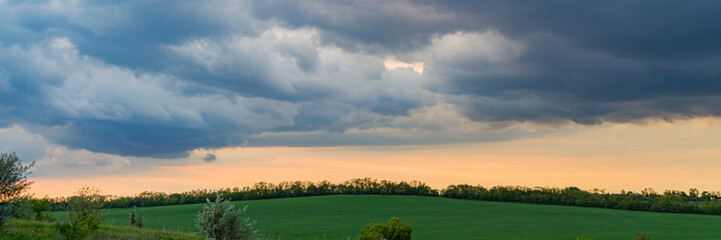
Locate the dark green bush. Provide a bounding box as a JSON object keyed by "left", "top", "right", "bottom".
{"left": 10, "top": 198, "right": 32, "bottom": 220}
{"left": 357, "top": 217, "right": 412, "bottom": 240}
{"left": 56, "top": 216, "right": 99, "bottom": 240}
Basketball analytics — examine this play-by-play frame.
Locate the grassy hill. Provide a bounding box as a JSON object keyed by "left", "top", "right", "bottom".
{"left": 58, "top": 195, "right": 721, "bottom": 240}
{"left": 0, "top": 220, "right": 203, "bottom": 240}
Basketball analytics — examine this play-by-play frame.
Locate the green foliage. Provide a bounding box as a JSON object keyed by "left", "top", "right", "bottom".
{"left": 55, "top": 216, "right": 99, "bottom": 240}
{"left": 442, "top": 184, "right": 721, "bottom": 215}
{"left": 56, "top": 187, "right": 105, "bottom": 240}
{"left": 31, "top": 197, "right": 54, "bottom": 222}
{"left": 11, "top": 197, "right": 33, "bottom": 220}
{"left": 0, "top": 152, "right": 35, "bottom": 228}
{"left": 8, "top": 197, "right": 54, "bottom": 222}
{"left": 635, "top": 232, "right": 652, "bottom": 240}
{"left": 357, "top": 217, "right": 412, "bottom": 240}
{"left": 129, "top": 206, "right": 144, "bottom": 228}
{"left": 48, "top": 178, "right": 438, "bottom": 210}
{"left": 67, "top": 186, "right": 105, "bottom": 228}
{"left": 195, "top": 192, "right": 259, "bottom": 240}
{"left": 697, "top": 200, "right": 721, "bottom": 214}
{"left": 0, "top": 204, "right": 11, "bottom": 228}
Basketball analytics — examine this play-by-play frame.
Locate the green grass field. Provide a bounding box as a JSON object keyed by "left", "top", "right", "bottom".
{"left": 1, "top": 220, "right": 204, "bottom": 240}
{"left": 58, "top": 195, "right": 721, "bottom": 240}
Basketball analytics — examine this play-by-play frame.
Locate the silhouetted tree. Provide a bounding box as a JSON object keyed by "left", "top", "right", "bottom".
{"left": 0, "top": 152, "right": 34, "bottom": 228}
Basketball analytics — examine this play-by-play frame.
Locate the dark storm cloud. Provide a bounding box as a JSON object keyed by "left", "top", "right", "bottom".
{"left": 252, "top": 1, "right": 721, "bottom": 60}
{"left": 202, "top": 153, "right": 217, "bottom": 163}
{"left": 0, "top": 36, "right": 298, "bottom": 158}
{"left": 413, "top": 0, "right": 721, "bottom": 61}
{"left": 249, "top": 0, "right": 469, "bottom": 54}
{"left": 1, "top": 0, "right": 720, "bottom": 159}
{"left": 426, "top": 27, "right": 721, "bottom": 124}
{"left": 0, "top": 0, "right": 429, "bottom": 158}
{"left": 0, "top": 0, "right": 266, "bottom": 68}
{"left": 251, "top": 0, "right": 721, "bottom": 123}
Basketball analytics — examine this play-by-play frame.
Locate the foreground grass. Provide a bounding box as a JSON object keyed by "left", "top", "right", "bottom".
{"left": 56, "top": 195, "right": 721, "bottom": 240}
{"left": 0, "top": 220, "right": 204, "bottom": 240}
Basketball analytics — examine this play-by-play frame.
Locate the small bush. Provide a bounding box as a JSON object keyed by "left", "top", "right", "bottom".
{"left": 10, "top": 198, "right": 33, "bottom": 220}
{"left": 56, "top": 217, "right": 98, "bottom": 240}
{"left": 56, "top": 186, "right": 105, "bottom": 240}
{"left": 576, "top": 234, "right": 594, "bottom": 240}
{"left": 129, "top": 206, "right": 145, "bottom": 228}
{"left": 636, "top": 232, "right": 652, "bottom": 240}
{"left": 31, "top": 197, "right": 55, "bottom": 221}
{"left": 357, "top": 217, "right": 412, "bottom": 240}
{"left": 196, "top": 192, "right": 259, "bottom": 240}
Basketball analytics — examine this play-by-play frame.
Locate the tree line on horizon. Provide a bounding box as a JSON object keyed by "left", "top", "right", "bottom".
{"left": 3, "top": 151, "right": 659, "bottom": 240}
{"left": 443, "top": 184, "right": 721, "bottom": 214}
{"left": 46, "top": 178, "right": 438, "bottom": 210}
{"left": 41, "top": 177, "right": 721, "bottom": 215}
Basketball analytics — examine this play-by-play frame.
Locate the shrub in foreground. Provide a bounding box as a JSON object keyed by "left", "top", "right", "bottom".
{"left": 129, "top": 206, "right": 145, "bottom": 228}
{"left": 357, "top": 217, "right": 412, "bottom": 240}
{"left": 31, "top": 197, "right": 55, "bottom": 221}
{"left": 56, "top": 217, "right": 99, "bottom": 240}
{"left": 196, "top": 192, "right": 259, "bottom": 240}
{"left": 56, "top": 187, "right": 105, "bottom": 240}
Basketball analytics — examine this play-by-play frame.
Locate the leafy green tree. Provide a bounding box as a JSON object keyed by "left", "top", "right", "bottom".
{"left": 0, "top": 152, "right": 34, "bottom": 228}
{"left": 196, "top": 192, "right": 259, "bottom": 240}
{"left": 357, "top": 217, "right": 412, "bottom": 240}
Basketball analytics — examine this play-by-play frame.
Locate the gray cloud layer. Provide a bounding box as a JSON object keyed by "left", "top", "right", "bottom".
{"left": 1, "top": 0, "right": 720, "bottom": 159}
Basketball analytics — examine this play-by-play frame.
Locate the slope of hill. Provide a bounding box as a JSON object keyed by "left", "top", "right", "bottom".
{"left": 60, "top": 195, "right": 721, "bottom": 239}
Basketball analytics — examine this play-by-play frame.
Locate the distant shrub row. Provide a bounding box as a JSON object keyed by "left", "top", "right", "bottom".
{"left": 45, "top": 177, "right": 721, "bottom": 215}
{"left": 47, "top": 178, "right": 438, "bottom": 210}
{"left": 442, "top": 185, "right": 721, "bottom": 214}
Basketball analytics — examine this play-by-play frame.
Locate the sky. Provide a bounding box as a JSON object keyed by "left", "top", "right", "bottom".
{"left": 1, "top": 0, "right": 721, "bottom": 197}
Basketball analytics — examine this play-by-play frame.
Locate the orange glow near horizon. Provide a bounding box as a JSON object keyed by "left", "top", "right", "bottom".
{"left": 31, "top": 117, "right": 721, "bottom": 198}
